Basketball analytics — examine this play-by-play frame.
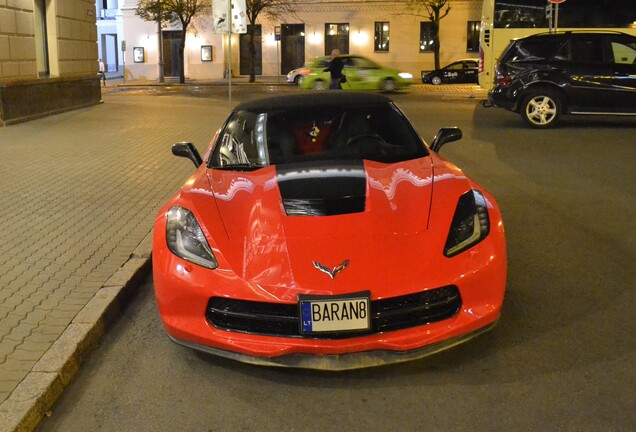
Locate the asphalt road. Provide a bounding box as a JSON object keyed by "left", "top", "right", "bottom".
{"left": 37, "top": 88, "right": 636, "bottom": 432}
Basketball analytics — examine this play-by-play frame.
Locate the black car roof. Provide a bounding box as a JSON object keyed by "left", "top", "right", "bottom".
{"left": 234, "top": 92, "right": 393, "bottom": 112}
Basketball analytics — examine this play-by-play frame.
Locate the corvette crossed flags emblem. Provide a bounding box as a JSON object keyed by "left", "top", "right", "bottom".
{"left": 312, "top": 259, "right": 350, "bottom": 279}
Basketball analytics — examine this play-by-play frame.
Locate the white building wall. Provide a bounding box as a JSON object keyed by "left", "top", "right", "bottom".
{"left": 120, "top": 2, "right": 225, "bottom": 80}
{"left": 110, "top": 0, "right": 480, "bottom": 81}
{"left": 180, "top": 18, "right": 225, "bottom": 79}
{"left": 252, "top": 1, "right": 481, "bottom": 79}
{"left": 120, "top": 9, "right": 158, "bottom": 80}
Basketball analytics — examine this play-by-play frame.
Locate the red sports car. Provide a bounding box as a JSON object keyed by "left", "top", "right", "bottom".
{"left": 152, "top": 92, "right": 506, "bottom": 370}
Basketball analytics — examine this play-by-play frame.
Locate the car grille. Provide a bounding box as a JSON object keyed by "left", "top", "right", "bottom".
{"left": 206, "top": 286, "right": 461, "bottom": 339}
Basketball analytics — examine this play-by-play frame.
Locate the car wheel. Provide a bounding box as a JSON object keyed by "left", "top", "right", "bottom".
{"left": 313, "top": 80, "right": 327, "bottom": 91}
{"left": 521, "top": 90, "right": 562, "bottom": 128}
{"left": 294, "top": 75, "right": 304, "bottom": 86}
{"left": 431, "top": 76, "right": 442, "bottom": 85}
{"left": 382, "top": 78, "right": 397, "bottom": 92}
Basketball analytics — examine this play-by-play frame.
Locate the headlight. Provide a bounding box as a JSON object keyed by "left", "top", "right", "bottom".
{"left": 444, "top": 190, "right": 490, "bottom": 257}
{"left": 398, "top": 72, "right": 413, "bottom": 80}
{"left": 166, "top": 206, "right": 218, "bottom": 269}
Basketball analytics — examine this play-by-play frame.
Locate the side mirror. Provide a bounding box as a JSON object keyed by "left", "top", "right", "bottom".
{"left": 430, "top": 127, "right": 462, "bottom": 152}
{"left": 172, "top": 142, "right": 202, "bottom": 168}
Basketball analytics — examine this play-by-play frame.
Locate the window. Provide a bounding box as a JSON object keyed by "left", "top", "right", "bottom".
{"left": 493, "top": 0, "right": 636, "bottom": 28}
{"left": 494, "top": 1, "right": 548, "bottom": 28}
{"left": 374, "top": 22, "right": 390, "bottom": 52}
{"left": 467, "top": 21, "right": 479, "bottom": 52}
{"left": 348, "top": 56, "right": 379, "bottom": 69}
{"left": 98, "top": 0, "right": 119, "bottom": 19}
{"left": 570, "top": 38, "right": 603, "bottom": 63}
{"left": 608, "top": 37, "right": 636, "bottom": 64}
{"left": 550, "top": 37, "right": 603, "bottom": 63}
{"left": 510, "top": 37, "right": 565, "bottom": 61}
{"left": 34, "top": 0, "right": 50, "bottom": 77}
{"left": 325, "top": 23, "right": 350, "bottom": 55}
{"left": 211, "top": 104, "right": 427, "bottom": 168}
{"left": 420, "top": 22, "right": 435, "bottom": 52}
{"left": 213, "top": 111, "right": 267, "bottom": 167}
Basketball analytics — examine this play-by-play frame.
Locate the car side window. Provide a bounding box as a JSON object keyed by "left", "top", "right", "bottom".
{"left": 212, "top": 111, "right": 266, "bottom": 167}
{"left": 551, "top": 38, "right": 603, "bottom": 63}
{"left": 607, "top": 37, "right": 636, "bottom": 65}
{"left": 352, "top": 57, "right": 377, "bottom": 69}
{"left": 509, "top": 37, "right": 564, "bottom": 62}
{"left": 446, "top": 62, "right": 463, "bottom": 70}
{"left": 552, "top": 42, "right": 570, "bottom": 61}
{"left": 569, "top": 38, "right": 603, "bottom": 63}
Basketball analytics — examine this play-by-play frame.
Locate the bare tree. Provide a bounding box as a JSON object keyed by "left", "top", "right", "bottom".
{"left": 407, "top": 0, "right": 451, "bottom": 70}
{"left": 136, "top": 0, "right": 212, "bottom": 84}
{"left": 244, "top": 0, "right": 297, "bottom": 83}
{"left": 135, "top": 0, "right": 172, "bottom": 83}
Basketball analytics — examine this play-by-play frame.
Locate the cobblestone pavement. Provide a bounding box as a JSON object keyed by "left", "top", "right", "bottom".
{"left": 0, "top": 93, "right": 229, "bottom": 431}
{"left": 0, "top": 81, "right": 485, "bottom": 431}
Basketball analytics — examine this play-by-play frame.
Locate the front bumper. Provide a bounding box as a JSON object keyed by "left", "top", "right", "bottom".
{"left": 153, "top": 237, "right": 505, "bottom": 368}
{"left": 167, "top": 320, "right": 498, "bottom": 370}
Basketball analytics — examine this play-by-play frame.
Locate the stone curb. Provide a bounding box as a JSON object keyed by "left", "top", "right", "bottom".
{"left": 0, "top": 232, "right": 154, "bottom": 432}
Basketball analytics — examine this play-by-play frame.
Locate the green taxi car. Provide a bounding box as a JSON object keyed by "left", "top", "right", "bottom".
{"left": 299, "top": 55, "right": 413, "bottom": 91}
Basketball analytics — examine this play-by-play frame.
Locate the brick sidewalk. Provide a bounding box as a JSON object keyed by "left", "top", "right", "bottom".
{"left": 0, "top": 94, "right": 228, "bottom": 431}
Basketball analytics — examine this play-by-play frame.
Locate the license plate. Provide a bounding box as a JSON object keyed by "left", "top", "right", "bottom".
{"left": 299, "top": 291, "right": 371, "bottom": 334}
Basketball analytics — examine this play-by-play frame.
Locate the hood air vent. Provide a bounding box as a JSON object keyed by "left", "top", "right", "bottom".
{"left": 276, "top": 161, "right": 367, "bottom": 216}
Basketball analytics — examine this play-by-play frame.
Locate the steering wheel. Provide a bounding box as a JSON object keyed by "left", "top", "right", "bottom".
{"left": 344, "top": 133, "right": 387, "bottom": 147}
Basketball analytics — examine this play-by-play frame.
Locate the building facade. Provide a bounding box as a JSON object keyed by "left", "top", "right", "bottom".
{"left": 115, "top": 0, "right": 481, "bottom": 81}
{"left": 0, "top": 0, "right": 101, "bottom": 126}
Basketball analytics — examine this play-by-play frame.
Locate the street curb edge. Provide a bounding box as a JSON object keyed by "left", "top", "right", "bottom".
{"left": 0, "top": 233, "right": 153, "bottom": 432}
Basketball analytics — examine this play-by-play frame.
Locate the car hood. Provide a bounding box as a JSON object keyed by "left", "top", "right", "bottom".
{"left": 198, "top": 158, "right": 439, "bottom": 293}
{"left": 207, "top": 158, "right": 433, "bottom": 234}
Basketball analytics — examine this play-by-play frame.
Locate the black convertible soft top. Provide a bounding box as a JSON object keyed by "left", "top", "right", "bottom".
{"left": 234, "top": 92, "right": 393, "bottom": 112}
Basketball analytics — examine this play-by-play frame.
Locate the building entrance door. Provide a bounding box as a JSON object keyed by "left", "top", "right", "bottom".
{"left": 240, "top": 25, "right": 262, "bottom": 75}
{"left": 281, "top": 24, "right": 305, "bottom": 75}
{"left": 162, "top": 31, "right": 182, "bottom": 77}
{"left": 101, "top": 34, "right": 118, "bottom": 72}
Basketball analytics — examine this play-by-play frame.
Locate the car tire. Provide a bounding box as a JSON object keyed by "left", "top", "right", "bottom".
{"left": 313, "top": 80, "right": 327, "bottom": 91}
{"left": 431, "top": 76, "right": 442, "bottom": 85}
{"left": 382, "top": 78, "right": 397, "bottom": 92}
{"left": 294, "top": 75, "right": 303, "bottom": 86}
{"left": 521, "top": 90, "right": 562, "bottom": 128}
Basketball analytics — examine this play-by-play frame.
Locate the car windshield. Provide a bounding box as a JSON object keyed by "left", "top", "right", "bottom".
{"left": 209, "top": 103, "right": 427, "bottom": 169}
